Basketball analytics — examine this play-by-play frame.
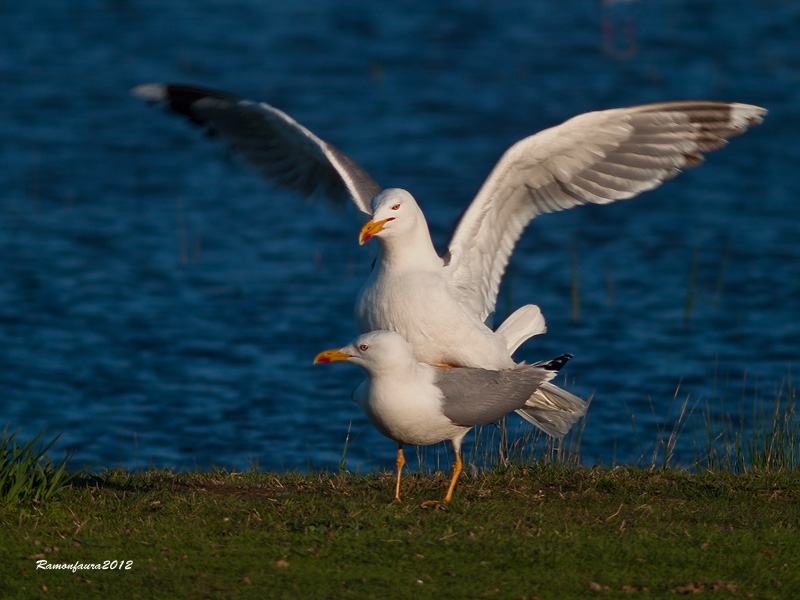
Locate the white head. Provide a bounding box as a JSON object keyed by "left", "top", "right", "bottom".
{"left": 314, "top": 330, "right": 417, "bottom": 376}
{"left": 358, "top": 189, "right": 425, "bottom": 246}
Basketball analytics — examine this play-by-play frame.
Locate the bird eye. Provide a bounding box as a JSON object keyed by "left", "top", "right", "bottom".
{"left": 359, "top": 344, "right": 369, "bottom": 351}
{"left": 391, "top": 204, "right": 400, "bottom": 210}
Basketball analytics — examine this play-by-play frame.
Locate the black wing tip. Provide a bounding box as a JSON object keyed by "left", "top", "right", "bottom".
{"left": 131, "top": 82, "right": 243, "bottom": 112}
{"left": 634, "top": 100, "right": 767, "bottom": 134}
{"left": 132, "top": 82, "right": 241, "bottom": 100}
{"left": 131, "top": 83, "right": 246, "bottom": 130}
{"left": 539, "top": 353, "right": 573, "bottom": 372}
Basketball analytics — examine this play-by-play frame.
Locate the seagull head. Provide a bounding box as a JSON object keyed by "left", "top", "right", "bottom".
{"left": 314, "top": 330, "right": 417, "bottom": 375}
{"left": 358, "top": 189, "right": 423, "bottom": 246}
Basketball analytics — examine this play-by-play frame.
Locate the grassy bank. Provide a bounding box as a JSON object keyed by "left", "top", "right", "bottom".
{"left": 2, "top": 465, "right": 798, "bottom": 599}
{"left": 2, "top": 375, "right": 796, "bottom": 598}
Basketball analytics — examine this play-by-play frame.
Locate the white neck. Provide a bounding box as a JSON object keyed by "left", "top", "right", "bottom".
{"left": 375, "top": 217, "right": 441, "bottom": 274}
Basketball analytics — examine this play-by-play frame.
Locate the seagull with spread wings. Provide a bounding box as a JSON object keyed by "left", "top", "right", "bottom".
{"left": 134, "top": 84, "right": 765, "bottom": 433}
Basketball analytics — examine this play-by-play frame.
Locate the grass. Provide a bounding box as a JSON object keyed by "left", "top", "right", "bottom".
{"left": 698, "top": 368, "right": 798, "bottom": 473}
{"left": 1, "top": 466, "right": 798, "bottom": 599}
{"left": 0, "top": 427, "right": 83, "bottom": 508}
{"left": 1, "top": 374, "right": 797, "bottom": 598}
{"left": 616, "top": 369, "right": 798, "bottom": 475}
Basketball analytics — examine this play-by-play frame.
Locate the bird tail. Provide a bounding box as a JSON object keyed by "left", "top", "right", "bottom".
{"left": 531, "top": 353, "right": 573, "bottom": 373}
{"left": 495, "top": 304, "right": 547, "bottom": 355}
{"left": 514, "top": 381, "right": 588, "bottom": 439}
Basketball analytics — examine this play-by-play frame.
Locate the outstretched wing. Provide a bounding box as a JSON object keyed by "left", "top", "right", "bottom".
{"left": 443, "top": 101, "right": 767, "bottom": 321}
{"left": 132, "top": 84, "right": 381, "bottom": 215}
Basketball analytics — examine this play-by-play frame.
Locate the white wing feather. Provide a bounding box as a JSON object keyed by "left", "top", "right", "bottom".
{"left": 443, "top": 101, "right": 767, "bottom": 321}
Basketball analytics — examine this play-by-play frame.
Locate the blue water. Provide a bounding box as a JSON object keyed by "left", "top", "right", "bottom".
{"left": 1, "top": 0, "right": 798, "bottom": 472}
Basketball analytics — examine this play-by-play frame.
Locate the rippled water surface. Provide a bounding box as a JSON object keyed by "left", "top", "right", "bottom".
{"left": 1, "top": 0, "right": 798, "bottom": 472}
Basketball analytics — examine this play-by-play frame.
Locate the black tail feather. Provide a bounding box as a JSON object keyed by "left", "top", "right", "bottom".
{"left": 533, "top": 353, "right": 573, "bottom": 372}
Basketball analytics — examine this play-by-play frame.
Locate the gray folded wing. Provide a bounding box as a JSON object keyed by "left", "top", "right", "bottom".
{"left": 437, "top": 356, "right": 571, "bottom": 427}
{"left": 132, "top": 83, "right": 381, "bottom": 215}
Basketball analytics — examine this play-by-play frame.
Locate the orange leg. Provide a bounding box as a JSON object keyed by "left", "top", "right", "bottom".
{"left": 443, "top": 449, "right": 463, "bottom": 503}
{"left": 394, "top": 445, "right": 405, "bottom": 503}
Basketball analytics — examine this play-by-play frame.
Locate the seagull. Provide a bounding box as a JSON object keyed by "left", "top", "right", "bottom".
{"left": 314, "top": 330, "right": 580, "bottom": 503}
{"left": 133, "top": 84, "right": 765, "bottom": 429}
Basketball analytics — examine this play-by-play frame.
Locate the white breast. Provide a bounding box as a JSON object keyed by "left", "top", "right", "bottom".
{"left": 353, "top": 367, "right": 467, "bottom": 447}
{"left": 355, "top": 269, "right": 513, "bottom": 369}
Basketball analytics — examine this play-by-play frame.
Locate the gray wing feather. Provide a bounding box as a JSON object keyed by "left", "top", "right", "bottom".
{"left": 436, "top": 363, "right": 558, "bottom": 427}
{"left": 132, "top": 84, "right": 381, "bottom": 215}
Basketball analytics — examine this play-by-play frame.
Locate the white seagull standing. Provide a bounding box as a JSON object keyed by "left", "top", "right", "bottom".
{"left": 133, "top": 84, "right": 765, "bottom": 430}
{"left": 314, "top": 330, "right": 575, "bottom": 503}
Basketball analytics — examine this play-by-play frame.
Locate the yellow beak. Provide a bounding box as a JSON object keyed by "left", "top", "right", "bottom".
{"left": 313, "top": 348, "right": 353, "bottom": 364}
{"left": 358, "top": 217, "right": 394, "bottom": 245}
